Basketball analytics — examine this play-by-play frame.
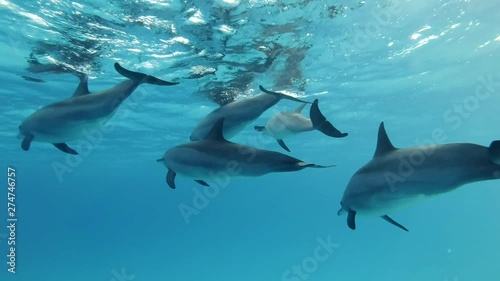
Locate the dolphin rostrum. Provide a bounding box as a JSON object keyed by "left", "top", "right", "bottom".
{"left": 18, "top": 63, "right": 179, "bottom": 154}
{"left": 338, "top": 122, "right": 500, "bottom": 231}
{"left": 254, "top": 99, "right": 348, "bottom": 152}
{"left": 189, "top": 85, "right": 311, "bottom": 141}
{"left": 158, "top": 118, "right": 335, "bottom": 189}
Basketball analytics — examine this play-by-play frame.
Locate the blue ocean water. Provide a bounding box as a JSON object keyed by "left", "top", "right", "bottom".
{"left": 1, "top": 0, "right": 500, "bottom": 280}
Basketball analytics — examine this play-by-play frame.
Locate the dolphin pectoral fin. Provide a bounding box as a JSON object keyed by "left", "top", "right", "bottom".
{"left": 277, "top": 139, "right": 291, "bottom": 152}
{"left": 381, "top": 215, "right": 409, "bottom": 232}
{"left": 194, "top": 180, "right": 210, "bottom": 187}
{"left": 259, "top": 85, "right": 311, "bottom": 104}
{"left": 347, "top": 210, "right": 356, "bottom": 230}
{"left": 316, "top": 120, "right": 347, "bottom": 138}
{"left": 53, "top": 143, "right": 78, "bottom": 155}
{"left": 21, "top": 75, "right": 45, "bottom": 83}
{"left": 254, "top": 126, "right": 266, "bottom": 132}
{"left": 114, "top": 63, "right": 179, "bottom": 86}
{"left": 294, "top": 103, "right": 307, "bottom": 113}
{"left": 167, "top": 169, "right": 176, "bottom": 189}
{"left": 71, "top": 74, "right": 90, "bottom": 97}
{"left": 488, "top": 140, "right": 500, "bottom": 165}
{"left": 21, "top": 134, "right": 34, "bottom": 151}
{"left": 310, "top": 99, "right": 348, "bottom": 138}
{"left": 297, "top": 162, "right": 336, "bottom": 169}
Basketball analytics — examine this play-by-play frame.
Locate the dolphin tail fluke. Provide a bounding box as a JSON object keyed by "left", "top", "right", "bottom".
{"left": 114, "top": 63, "right": 179, "bottom": 86}
{"left": 488, "top": 141, "right": 500, "bottom": 165}
{"left": 381, "top": 215, "right": 409, "bottom": 232}
{"left": 259, "top": 85, "right": 311, "bottom": 104}
{"left": 310, "top": 99, "right": 348, "bottom": 138}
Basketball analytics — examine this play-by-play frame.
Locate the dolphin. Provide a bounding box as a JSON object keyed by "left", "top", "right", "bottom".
{"left": 18, "top": 63, "right": 178, "bottom": 154}
{"left": 254, "top": 99, "right": 348, "bottom": 152}
{"left": 158, "top": 118, "right": 334, "bottom": 189}
{"left": 338, "top": 122, "right": 500, "bottom": 231}
{"left": 189, "top": 85, "right": 311, "bottom": 141}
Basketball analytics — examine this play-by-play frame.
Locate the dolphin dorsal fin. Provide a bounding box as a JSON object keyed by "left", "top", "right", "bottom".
{"left": 204, "top": 118, "right": 227, "bottom": 142}
{"left": 373, "top": 122, "right": 396, "bottom": 158}
{"left": 293, "top": 103, "right": 307, "bottom": 113}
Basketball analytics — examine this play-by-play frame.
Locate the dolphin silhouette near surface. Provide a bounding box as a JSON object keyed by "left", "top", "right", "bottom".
{"left": 189, "top": 86, "right": 311, "bottom": 141}
{"left": 254, "top": 99, "right": 348, "bottom": 152}
{"left": 18, "top": 63, "right": 179, "bottom": 154}
{"left": 338, "top": 122, "right": 500, "bottom": 232}
{"left": 158, "top": 118, "right": 335, "bottom": 189}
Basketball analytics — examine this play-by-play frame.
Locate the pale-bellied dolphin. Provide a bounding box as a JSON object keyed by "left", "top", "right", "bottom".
{"left": 18, "top": 63, "right": 179, "bottom": 154}
{"left": 189, "top": 86, "right": 311, "bottom": 141}
{"left": 158, "top": 118, "right": 334, "bottom": 189}
{"left": 254, "top": 99, "right": 348, "bottom": 152}
{"left": 338, "top": 122, "right": 500, "bottom": 231}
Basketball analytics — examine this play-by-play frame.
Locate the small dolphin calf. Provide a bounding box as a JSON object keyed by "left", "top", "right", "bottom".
{"left": 18, "top": 63, "right": 178, "bottom": 154}
{"left": 158, "top": 119, "right": 334, "bottom": 189}
{"left": 254, "top": 99, "right": 347, "bottom": 152}
{"left": 189, "top": 86, "right": 310, "bottom": 141}
{"left": 338, "top": 122, "right": 500, "bottom": 231}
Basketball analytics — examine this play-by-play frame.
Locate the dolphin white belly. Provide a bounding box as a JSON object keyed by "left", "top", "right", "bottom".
{"left": 344, "top": 170, "right": 439, "bottom": 216}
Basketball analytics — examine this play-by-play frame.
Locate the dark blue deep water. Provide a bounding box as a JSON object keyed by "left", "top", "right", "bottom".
{"left": 1, "top": 1, "right": 499, "bottom": 280}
